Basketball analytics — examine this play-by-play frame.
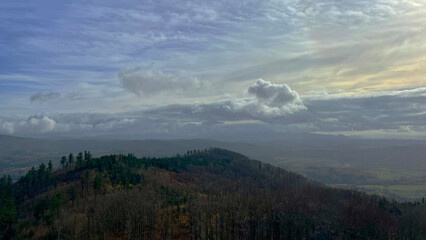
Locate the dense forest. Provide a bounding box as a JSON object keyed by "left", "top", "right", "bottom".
{"left": 1, "top": 148, "right": 425, "bottom": 239}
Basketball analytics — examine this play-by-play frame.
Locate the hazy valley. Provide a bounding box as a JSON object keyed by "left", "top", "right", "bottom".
{"left": 2, "top": 134, "right": 426, "bottom": 201}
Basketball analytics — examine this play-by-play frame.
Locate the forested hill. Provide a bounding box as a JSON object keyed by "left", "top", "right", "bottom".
{"left": 1, "top": 149, "right": 425, "bottom": 239}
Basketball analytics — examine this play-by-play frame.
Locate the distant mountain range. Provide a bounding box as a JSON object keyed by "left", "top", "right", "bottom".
{"left": 1, "top": 134, "right": 426, "bottom": 176}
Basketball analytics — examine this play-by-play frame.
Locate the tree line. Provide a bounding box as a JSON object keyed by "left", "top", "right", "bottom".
{"left": 0, "top": 148, "right": 425, "bottom": 239}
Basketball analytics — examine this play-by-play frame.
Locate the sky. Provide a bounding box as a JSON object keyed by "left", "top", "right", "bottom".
{"left": 0, "top": 0, "right": 425, "bottom": 140}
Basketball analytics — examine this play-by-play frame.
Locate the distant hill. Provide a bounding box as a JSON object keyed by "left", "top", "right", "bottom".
{"left": 1, "top": 148, "right": 425, "bottom": 239}
{"left": 0, "top": 135, "right": 236, "bottom": 177}
{"left": 2, "top": 134, "right": 426, "bottom": 200}
{"left": 2, "top": 134, "right": 426, "bottom": 176}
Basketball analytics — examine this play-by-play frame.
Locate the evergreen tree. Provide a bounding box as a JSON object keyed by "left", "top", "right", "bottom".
{"left": 93, "top": 174, "right": 102, "bottom": 198}
{"left": 76, "top": 152, "right": 83, "bottom": 168}
{"left": 68, "top": 153, "right": 74, "bottom": 166}
{"left": 37, "top": 163, "right": 47, "bottom": 184}
{"left": 60, "top": 156, "right": 67, "bottom": 169}
{"left": 0, "top": 197, "right": 17, "bottom": 239}
{"left": 27, "top": 167, "right": 36, "bottom": 186}
{"left": 84, "top": 151, "right": 92, "bottom": 165}
{"left": 47, "top": 160, "right": 53, "bottom": 173}
{"left": 0, "top": 176, "right": 17, "bottom": 239}
{"left": 67, "top": 187, "right": 77, "bottom": 207}
{"left": 49, "top": 194, "right": 63, "bottom": 218}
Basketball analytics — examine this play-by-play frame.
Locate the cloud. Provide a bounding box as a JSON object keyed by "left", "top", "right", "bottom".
{"left": 146, "top": 79, "right": 306, "bottom": 122}
{"left": 119, "top": 63, "right": 203, "bottom": 96}
{"left": 301, "top": 87, "right": 426, "bottom": 132}
{"left": 0, "top": 115, "right": 57, "bottom": 134}
{"left": 248, "top": 79, "right": 305, "bottom": 115}
{"left": 26, "top": 116, "right": 56, "bottom": 133}
{"left": 1, "top": 0, "right": 426, "bottom": 140}
{"left": 0, "top": 119, "right": 14, "bottom": 134}
{"left": 1, "top": 86, "right": 425, "bottom": 140}
{"left": 139, "top": 85, "right": 426, "bottom": 137}
{"left": 29, "top": 92, "right": 61, "bottom": 103}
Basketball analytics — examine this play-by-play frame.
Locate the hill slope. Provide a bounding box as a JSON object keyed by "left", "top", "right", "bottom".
{"left": 1, "top": 148, "right": 425, "bottom": 239}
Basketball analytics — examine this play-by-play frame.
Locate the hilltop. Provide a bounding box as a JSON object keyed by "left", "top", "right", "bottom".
{"left": 1, "top": 148, "right": 425, "bottom": 239}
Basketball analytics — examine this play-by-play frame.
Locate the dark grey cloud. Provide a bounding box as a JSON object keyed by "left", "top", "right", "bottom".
{"left": 119, "top": 64, "right": 203, "bottom": 96}
{"left": 29, "top": 92, "right": 61, "bottom": 103}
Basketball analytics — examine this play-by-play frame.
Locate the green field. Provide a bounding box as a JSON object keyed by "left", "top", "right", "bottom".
{"left": 274, "top": 157, "right": 426, "bottom": 201}
{"left": 357, "top": 184, "right": 426, "bottom": 200}
{"left": 365, "top": 168, "right": 426, "bottom": 181}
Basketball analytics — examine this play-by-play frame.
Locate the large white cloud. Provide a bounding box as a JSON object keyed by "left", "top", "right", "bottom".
{"left": 26, "top": 116, "right": 56, "bottom": 133}
{"left": 247, "top": 79, "right": 306, "bottom": 116}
